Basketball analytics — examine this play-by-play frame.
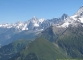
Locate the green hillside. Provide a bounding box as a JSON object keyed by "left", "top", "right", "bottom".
{"left": 10, "top": 38, "right": 69, "bottom": 60}
{"left": 40, "top": 25, "right": 83, "bottom": 58}
{"left": 0, "top": 39, "right": 30, "bottom": 60}
{"left": 57, "top": 26, "right": 83, "bottom": 58}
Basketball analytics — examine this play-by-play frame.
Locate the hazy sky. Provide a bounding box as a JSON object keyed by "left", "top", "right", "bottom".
{"left": 0, "top": 0, "right": 83, "bottom": 23}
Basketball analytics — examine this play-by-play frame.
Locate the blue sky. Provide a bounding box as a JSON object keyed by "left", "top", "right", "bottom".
{"left": 0, "top": 0, "right": 83, "bottom": 23}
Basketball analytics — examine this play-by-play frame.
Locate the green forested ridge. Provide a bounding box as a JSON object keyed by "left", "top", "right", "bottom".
{"left": 9, "top": 38, "right": 69, "bottom": 60}
{"left": 0, "top": 39, "right": 30, "bottom": 60}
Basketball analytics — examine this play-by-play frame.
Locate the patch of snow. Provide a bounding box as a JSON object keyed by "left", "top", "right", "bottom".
{"left": 61, "top": 22, "right": 70, "bottom": 28}
{"left": 22, "top": 24, "right": 28, "bottom": 30}
{"left": 70, "top": 15, "right": 77, "bottom": 20}
{"left": 79, "top": 17, "right": 83, "bottom": 23}
{"left": 39, "top": 18, "right": 44, "bottom": 23}
{"left": 32, "top": 20, "right": 37, "bottom": 23}
{"left": 34, "top": 23, "right": 39, "bottom": 27}
{"left": 41, "top": 29, "right": 44, "bottom": 31}
{"left": 22, "top": 27, "right": 28, "bottom": 30}
{"left": 0, "top": 24, "right": 2, "bottom": 27}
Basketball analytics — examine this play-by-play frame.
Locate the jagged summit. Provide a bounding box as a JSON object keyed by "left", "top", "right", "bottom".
{"left": 32, "top": 16, "right": 38, "bottom": 20}
{"left": 61, "top": 13, "right": 69, "bottom": 20}
{"left": 75, "top": 6, "right": 83, "bottom": 17}
{"left": 80, "top": 6, "right": 83, "bottom": 9}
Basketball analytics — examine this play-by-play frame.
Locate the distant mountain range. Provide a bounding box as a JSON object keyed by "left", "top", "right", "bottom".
{"left": 0, "top": 12, "right": 68, "bottom": 46}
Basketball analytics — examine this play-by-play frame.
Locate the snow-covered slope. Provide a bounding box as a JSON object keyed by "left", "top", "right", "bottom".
{"left": 0, "top": 22, "right": 28, "bottom": 31}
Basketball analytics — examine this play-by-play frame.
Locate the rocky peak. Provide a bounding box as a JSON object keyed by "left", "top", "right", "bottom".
{"left": 75, "top": 6, "right": 83, "bottom": 17}
{"left": 61, "top": 13, "right": 69, "bottom": 20}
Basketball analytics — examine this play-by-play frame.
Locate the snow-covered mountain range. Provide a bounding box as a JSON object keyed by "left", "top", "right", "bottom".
{"left": 0, "top": 6, "right": 83, "bottom": 46}
{"left": 0, "top": 17, "right": 44, "bottom": 31}
{"left": 0, "top": 14, "right": 66, "bottom": 46}
{"left": 0, "top": 15, "right": 66, "bottom": 32}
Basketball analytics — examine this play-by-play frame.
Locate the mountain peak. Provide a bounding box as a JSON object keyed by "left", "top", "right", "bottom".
{"left": 32, "top": 16, "right": 38, "bottom": 20}
{"left": 80, "top": 6, "right": 83, "bottom": 9}
{"left": 75, "top": 6, "right": 83, "bottom": 16}
{"left": 70, "top": 6, "right": 83, "bottom": 21}
{"left": 61, "top": 13, "right": 68, "bottom": 20}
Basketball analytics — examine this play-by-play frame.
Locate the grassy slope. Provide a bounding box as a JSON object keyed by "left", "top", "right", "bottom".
{"left": 57, "top": 26, "right": 83, "bottom": 58}
{"left": 10, "top": 38, "right": 69, "bottom": 60}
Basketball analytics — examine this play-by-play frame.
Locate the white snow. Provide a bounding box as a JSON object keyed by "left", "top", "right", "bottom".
{"left": 61, "top": 22, "right": 70, "bottom": 27}
{"left": 70, "top": 15, "right": 77, "bottom": 20}
{"left": 79, "top": 17, "right": 83, "bottom": 23}
{"left": 22, "top": 24, "right": 28, "bottom": 30}
{"left": 0, "top": 24, "right": 11, "bottom": 28}
{"left": 0, "top": 22, "right": 29, "bottom": 31}
{"left": 39, "top": 29, "right": 44, "bottom": 31}
{"left": 34, "top": 23, "right": 39, "bottom": 27}
{"left": 22, "top": 27, "right": 28, "bottom": 30}
{"left": 39, "top": 18, "right": 44, "bottom": 23}
{"left": 32, "top": 20, "right": 37, "bottom": 23}
{"left": 0, "top": 25, "right": 2, "bottom": 27}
